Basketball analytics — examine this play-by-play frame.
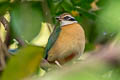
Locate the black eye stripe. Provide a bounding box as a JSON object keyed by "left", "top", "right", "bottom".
{"left": 64, "top": 16, "right": 70, "bottom": 20}
{"left": 69, "top": 18, "right": 76, "bottom": 21}
{"left": 64, "top": 16, "right": 76, "bottom": 21}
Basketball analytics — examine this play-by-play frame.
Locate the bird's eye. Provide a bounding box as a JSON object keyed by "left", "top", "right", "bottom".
{"left": 64, "top": 16, "right": 70, "bottom": 20}
{"left": 64, "top": 16, "right": 76, "bottom": 21}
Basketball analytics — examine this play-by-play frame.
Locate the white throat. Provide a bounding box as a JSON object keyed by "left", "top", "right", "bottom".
{"left": 60, "top": 20, "right": 78, "bottom": 27}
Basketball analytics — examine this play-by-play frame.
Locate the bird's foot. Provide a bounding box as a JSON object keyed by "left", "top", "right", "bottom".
{"left": 55, "top": 60, "right": 62, "bottom": 68}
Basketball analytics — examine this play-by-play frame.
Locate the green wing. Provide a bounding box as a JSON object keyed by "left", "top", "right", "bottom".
{"left": 45, "top": 26, "right": 61, "bottom": 59}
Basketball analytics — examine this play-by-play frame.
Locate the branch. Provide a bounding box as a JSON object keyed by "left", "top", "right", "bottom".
{"left": 0, "top": 16, "right": 25, "bottom": 47}
{"left": 0, "top": 16, "right": 10, "bottom": 47}
{"left": 0, "top": 37, "right": 10, "bottom": 72}
{"left": 41, "top": 0, "right": 53, "bottom": 25}
{"left": 15, "top": 37, "right": 25, "bottom": 46}
{"left": 41, "top": 0, "right": 54, "bottom": 33}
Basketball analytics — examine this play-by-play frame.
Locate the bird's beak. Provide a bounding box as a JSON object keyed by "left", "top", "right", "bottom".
{"left": 56, "top": 16, "right": 61, "bottom": 21}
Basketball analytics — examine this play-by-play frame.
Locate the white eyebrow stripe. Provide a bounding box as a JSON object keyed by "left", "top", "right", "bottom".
{"left": 63, "top": 15, "right": 74, "bottom": 19}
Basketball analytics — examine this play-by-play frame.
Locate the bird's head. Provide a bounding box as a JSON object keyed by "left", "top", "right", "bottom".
{"left": 56, "top": 13, "right": 78, "bottom": 26}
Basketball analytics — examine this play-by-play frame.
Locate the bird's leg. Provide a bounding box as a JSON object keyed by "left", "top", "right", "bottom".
{"left": 40, "top": 59, "right": 51, "bottom": 71}
{"left": 55, "top": 60, "right": 62, "bottom": 68}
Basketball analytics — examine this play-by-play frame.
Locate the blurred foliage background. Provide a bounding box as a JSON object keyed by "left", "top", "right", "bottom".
{"left": 0, "top": 0, "right": 120, "bottom": 80}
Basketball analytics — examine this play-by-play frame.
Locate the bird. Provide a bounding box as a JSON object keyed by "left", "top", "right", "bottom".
{"left": 44, "top": 13, "right": 85, "bottom": 65}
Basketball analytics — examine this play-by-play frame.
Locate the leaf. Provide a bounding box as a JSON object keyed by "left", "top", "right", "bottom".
{"left": 1, "top": 45, "right": 44, "bottom": 80}
{"left": 10, "top": 2, "right": 44, "bottom": 41}
{"left": 0, "top": 2, "right": 11, "bottom": 16}
{"left": 47, "top": 0, "right": 62, "bottom": 14}
{"left": 61, "top": 0, "right": 74, "bottom": 12}
{"left": 96, "top": 0, "right": 120, "bottom": 41}
{"left": 0, "top": 0, "right": 8, "bottom": 3}
{"left": 71, "top": 0, "right": 94, "bottom": 10}
{"left": 31, "top": 22, "right": 51, "bottom": 47}
{"left": 85, "top": 43, "right": 95, "bottom": 51}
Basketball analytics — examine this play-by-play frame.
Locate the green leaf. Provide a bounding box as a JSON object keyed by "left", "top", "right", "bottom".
{"left": 47, "top": 0, "right": 62, "bottom": 14}
{"left": 85, "top": 43, "right": 95, "bottom": 51}
{"left": 0, "top": 2, "right": 11, "bottom": 16}
{"left": 0, "top": 0, "right": 9, "bottom": 3}
{"left": 96, "top": 0, "right": 120, "bottom": 40}
{"left": 1, "top": 45, "right": 44, "bottom": 80}
{"left": 10, "top": 2, "right": 44, "bottom": 41}
{"left": 61, "top": 0, "right": 74, "bottom": 12}
{"left": 71, "top": 0, "right": 94, "bottom": 10}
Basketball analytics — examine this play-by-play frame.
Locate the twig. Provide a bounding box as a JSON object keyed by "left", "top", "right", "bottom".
{"left": 15, "top": 37, "right": 25, "bottom": 46}
{"left": 0, "top": 37, "right": 10, "bottom": 72}
{"left": 0, "top": 16, "right": 10, "bottom": 47}
{"left": 46, "top": 23, "right": 53, "bottom": 34}
{"left": 41, "top": 0, "right": 54, "bottom": 33}
{"left": 41, "top": 0, "right": 53, "bottom": 25}
{"left": 0, "top": 16, "right": 25, "bottom": 47}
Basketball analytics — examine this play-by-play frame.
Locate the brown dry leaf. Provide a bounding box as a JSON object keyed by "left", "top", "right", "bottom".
{"left": 90, "top": 0, "right": 99, "bottom": 11}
